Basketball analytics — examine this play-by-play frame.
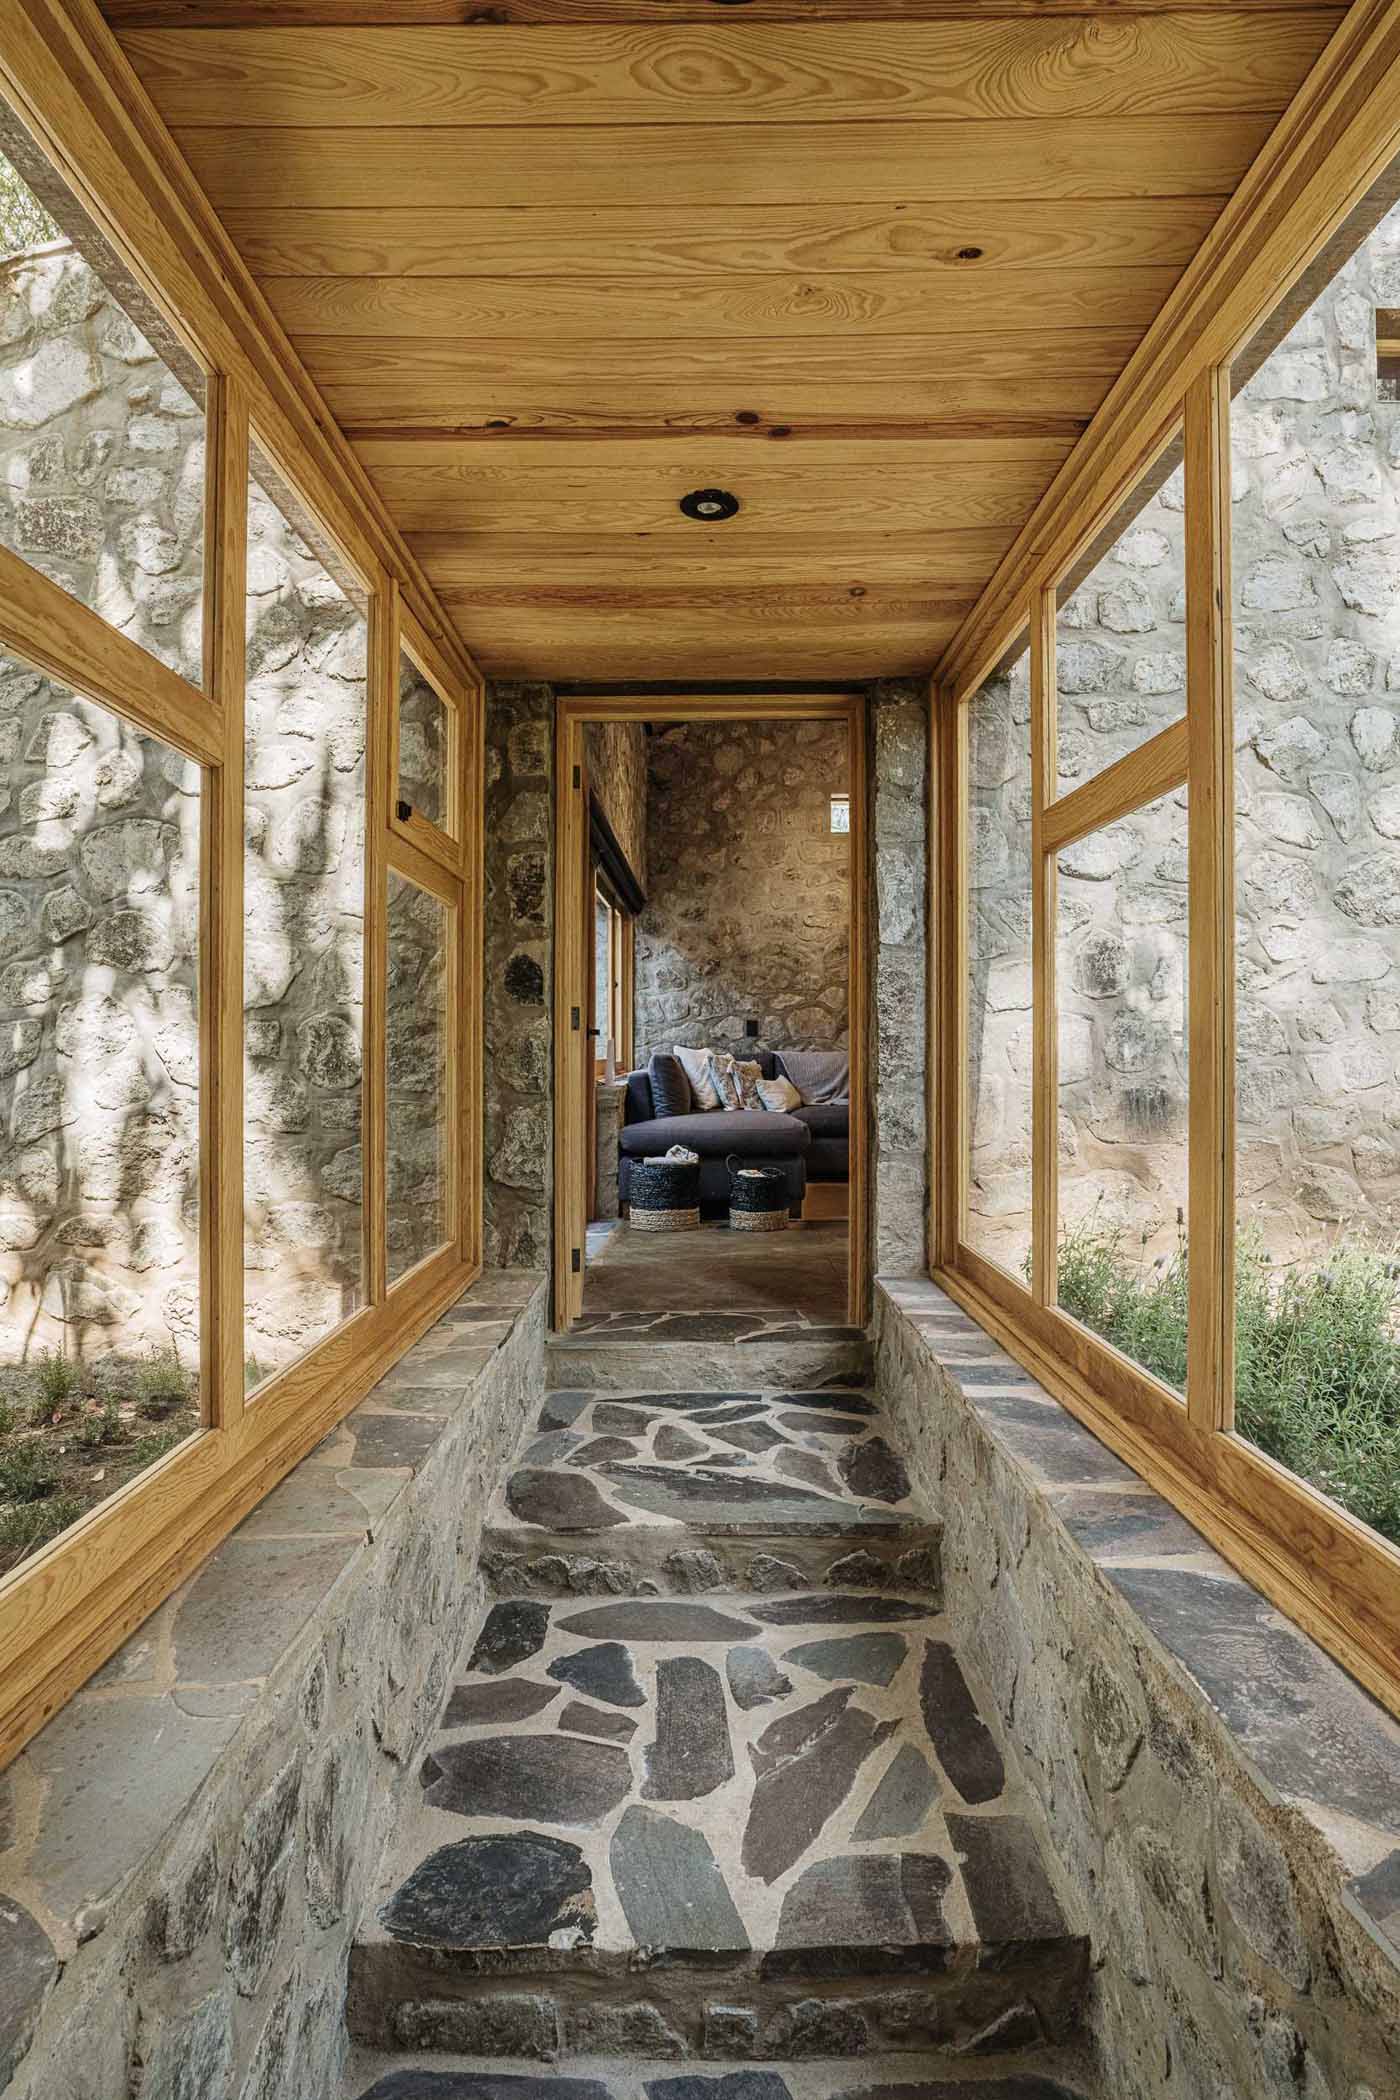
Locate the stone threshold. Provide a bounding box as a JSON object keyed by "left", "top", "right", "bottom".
{"left": 0, "top": 1270, "right": 548, "bottom": 2096}
{"left": 874, "top": 1277, "right": 1400, "bottom": 1981}
{"left": 341, "top": 2048, "right": 1098, "bottom": 2100}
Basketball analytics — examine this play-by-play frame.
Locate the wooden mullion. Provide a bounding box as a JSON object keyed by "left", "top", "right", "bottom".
{"left": 1030, "top": 587, "right": 1058, "bottom": 1306}
{"left": 847, "top": 691, "right": 870, "bottom": 1327}
{"left": 386, "top": 827, "right": 462, "bottom": 905}
{"left": 1042, "top": 716, "right": 1189, "bottom": 854}
{"left": 553, "top": 709, "right": 588, "bottom": 1328}
{"left": 1185, "top": 366, "right": 1236, "bottom": 1434}
{"left": 463, "top": 666, "right": 485, "bottom": 1273}
{"left": 364, "top": 573, "right": 395, "bottom": 1308}
{"left": 200, "top": 372, "right": 248, "bottom": 1435}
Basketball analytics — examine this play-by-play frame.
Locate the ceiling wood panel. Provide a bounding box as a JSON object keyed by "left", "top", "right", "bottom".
{"left": 110, "top": 4, "right": 1331, "bottom": 678}
{"left": 119, "top": 18, "right": 1340, "bottom": 126}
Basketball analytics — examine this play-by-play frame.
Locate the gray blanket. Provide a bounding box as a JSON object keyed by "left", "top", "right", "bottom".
{"left": 777, "top": 1049, "right": 849, "bottom": 1105}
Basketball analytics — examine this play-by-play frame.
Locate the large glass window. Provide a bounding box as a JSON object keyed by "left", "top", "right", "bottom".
{"left": 1055, "top": 790, "right": 1189, "bottom": 1394}
{"left": 0, "top": 646, "right": 202, "bottom": 1574}
{"left": 1229, "top": 198, "right": 1400, "bottom": 1544}
{"left": 964, "top": 640, "right": 1033, "bottom": 1278}
{"left": 397, "top": 647, "right": 450, "bottom": 834}
{"left": 243, "top": 456, "right": 367, "bottom": 1388}
{"left": 0, "top": 145, "right": 205, "bottom": 684}
{"left": 386, "top": 871, "right": 450, "bottom": 1284}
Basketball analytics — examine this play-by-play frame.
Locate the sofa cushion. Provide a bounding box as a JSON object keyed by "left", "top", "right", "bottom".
{"left": 619, "top": 1110, "right": 811, "bottom": 1160}
{"left": 778, "top": 1048, "right": 849, "bottom": 1104}
{"left": 791, "top": 1101, "right": 849, "bottom": 1141}
{"left": 648, "top": 1052, "right": 692, "bottom": 1120}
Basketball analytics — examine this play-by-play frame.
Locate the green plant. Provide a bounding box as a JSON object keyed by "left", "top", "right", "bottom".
{"left": 133, "top": 1349, "right": 193, "bottom": 1420}
{"left": 75, "top": 1404, "right": 120, "bottom": 1451}
{"left": 0, "top": 1440, "right": 61, "bottom": 1503}
{"left": 1051, "top": 1218, "right": 1400, "bottom": 1547}
{"left": 31, "top": 1349, "right": 80, "bottom": 1421}
{"left": 127, "top": 1425, "right": 186, "bottom": 1472}
{"left": 0, "top": 1492, "right": 83, "bottom": 1573}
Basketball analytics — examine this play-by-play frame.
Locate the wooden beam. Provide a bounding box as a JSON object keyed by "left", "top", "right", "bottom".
{"left": 356, "top": 433, "right": 1077, "bottom": 472}
{"left": 1030, "top": 587, "right": 1057, "bottom": 1307}
{"left": 217, "top": 199, "right": 1226, "bottom": 282}
{"left": 100, "top": 0, "right": 1352, "bottom": 23}
{"left": 413, "top": 529, "right": 1018, "bottom": 590}
{"left": 352, "top": 417, "right": 1095, "bottom": 444}
{"left": 1040, "top": 715, "right": 1188, "bottom": 852}
{"left": 267, "top": 268, "right": 1182, "bottom": 344}
{"left": 120, "top": 17, "right": 1338, "bottom": 127}
{"left": 173, "top": 114, "right": 1273, "bottom": 211}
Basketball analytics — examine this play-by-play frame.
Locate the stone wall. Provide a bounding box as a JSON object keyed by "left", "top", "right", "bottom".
{"left": 876, "top": 1280, "right": 1400, "bottom": 2100}
{"left": 870, "top": 683, "right": 929, "bottom": 1275}
{"left": 584, "top": 719, "right": 646, "bottom": 891}
{"left": 483, "top": 682, "right": 554, "bottom": 1271}
{"left": 0, "top": 1273, "right": 547, "bottom": 2100}
{"left": 969, "top": 204, "right": 1400, "bottom": 1280}
{"left": 635, "top": 719, "right": 850, "bottom": 1062}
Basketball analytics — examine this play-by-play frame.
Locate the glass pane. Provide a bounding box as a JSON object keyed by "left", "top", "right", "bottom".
{"left": 1055, "top": 440, "right": 1185, "bottom": 798}
{"left": 0, "top": 139, "right": 205, "bottom": 684}
{"left": 243, "top": 461, "right": 367, "bottom": 1388}
{"left": 964, "top": 640, "right": 1033, "bottom": 1278}
{"left": 1229, "top": 191, "right": 1400, "bottom": 1544}
{"left": 398, "top": 649, "right": 449, "bottom": 832}
{"left": 0, "top": 646, "right": 202, "bottom": 1580}
{"left": 387, "top": 873, "right": 450, "bottom": 1284}
{"left": 1055, "top": 790, "right": 1188, "bottom": 1394}
{"left": 594, "top": 886, "right": 609, "bottom": 1041}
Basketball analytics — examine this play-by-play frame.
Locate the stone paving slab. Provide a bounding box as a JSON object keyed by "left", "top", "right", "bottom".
{"left": 546, "top": 1341, "right": 874, "bottom": 1396}
{"left": 345, "top": 2056, "right": 1095, "bottom": 2100}
{"left": 483, "top": 1391, "right": 941, "bottom": 1598}
{"left": 348, "top": 1588, "right": 1086, "bottom": 2058}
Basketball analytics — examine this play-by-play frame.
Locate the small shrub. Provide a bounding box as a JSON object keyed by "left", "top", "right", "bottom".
{"left": 127, "top": 1425, "right": 186, "bottom": 1472}
{"left": 31, "top": 1349, "right": 80, "bottom": 1421}
{"left": 0, "top": 1492, "right": 83, "bottom": 1572}
{"left": 0, "top": 1394, "right": 16, "bottom": 1440}
{"left": 133, "top": 1349, "right": 193, "bottom": 1420}
{"left": 75, "top": 1404, "right": 121, "bottom": 1451}
{"left": 0, "top": 1441, "right": 61, "bottom": 1503}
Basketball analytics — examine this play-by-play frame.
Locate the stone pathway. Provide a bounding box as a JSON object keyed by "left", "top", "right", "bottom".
{"left": 346, "top": 2059, "right": 1092, "bottom": 2100}
{"left": 348, "top": 1387, "right": 1089, "bottom": 2079}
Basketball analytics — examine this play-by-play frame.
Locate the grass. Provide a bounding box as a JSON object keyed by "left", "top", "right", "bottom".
{"left": 0, "top": 1350, "right": 200, "bottom": 1578}
{"left": 1054, "top": 1217, "right": 1400, "bottom": 1546}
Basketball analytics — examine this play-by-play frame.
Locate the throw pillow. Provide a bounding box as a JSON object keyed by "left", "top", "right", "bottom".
{"left": 648, "top": 1052, "right": 692, "bottom": 1120}
{"left": 757, "top": 1074, "right": 802, "bottom": 1113}
{"left": 777, "top": 1048, "right": 849, "bottom": 1105}
{"left": 674, "top": 1044, "right": 721, "bottom": 1111}
{"left": 734, "top": 1058, "right": 764, "bottom": 1111}
{"left": 707, "top": 1051, "right": 740, "bottom": 1110}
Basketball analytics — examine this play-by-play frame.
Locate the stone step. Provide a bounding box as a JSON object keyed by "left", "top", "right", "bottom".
{"left": 345, "top": 2055, "right": 1096, "bottom": 2100}
{"left": 545, "top": 1332, "right": 874, "bottom": 1397}
{"left": 347, "top": 1589, "right": 1087, "bottom": 2062}
{"left": 482, "top": 1388, "right": 941, "bottom": 1599}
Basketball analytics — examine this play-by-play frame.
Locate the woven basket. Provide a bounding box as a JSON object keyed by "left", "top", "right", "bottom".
{"left": 629, "top": 1156, "right": 700, "bottom": 1233}
{"left": 726, "top": 1155, "right": 789, "bottom": 1233}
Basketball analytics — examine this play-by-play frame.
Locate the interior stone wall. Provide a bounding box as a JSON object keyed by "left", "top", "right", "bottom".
{"left": 483, "top": 681, "right": 555, "bottom": 1271}
{"left": 969, "top": 205, "right": 1400, "bottom": 1279}
{"left": 635, "top": 719, "right": 850, "bottom": 1062}
{"left": 870, "top": 682, "right": 929, "bottom": 1274}
{"left": 584, "top": 719, "right": 646, "bottom": 890}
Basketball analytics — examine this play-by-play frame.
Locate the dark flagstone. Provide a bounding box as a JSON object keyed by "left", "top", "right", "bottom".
{"left": 599, "top": 1464, "right": 870, "bottom": 1532}
{"left": 0, "top": 1894, "right": 58, "bottom": 2087}
{"left": 708, "top": 1422, "right": 790, "bottom": 1455}
{"left": 687, "top": 1403, "right": 772, "bottom": 1424}
{"left": 920, "top": 1642, "right": 1005, "bottom": 1805}
{"left": 726, "top": 1645, "right": 793, "bottom": 1711}
{"left": 774, "top": 1448, "right": 843, "bottom": 1495}
{"left": 505, "top": 1469, "right": 627, "bottom": 1532}
{"left": 594, "top": 1403, "right": 654, "bottom": 1435}
{"left": 752, "top": 1596, "right": 924, "bottom": 1626}
{"left": 654, "top": 1424, "right": 708, "bottom": 1462}
{"left": 605, "top": 1391, "right": 761, "bottom": 1412}
{"left": 546, "top": 1642, "right": 645, "bottom": 1709}
{"left": 610, "top": 1805, "right": 750, "bottom": 1952}
{"left": 443, "top": 1679, "right": 559, "bottom": 1729}
{"left": 567, "top": 1437, "right": 637, "bottom": 1467}
{"left": 771, "top": 1852, "right": 953, "bottom": 1970}
{"left": 643, "top": 1657, "right": 733, "bottom": 1801}
{"left": 839, "top": 1436, "right": 912, "bottom": 1505}
{"left": 468, "top": 1600, "right": 551, "bottom": 1676}
{"left": 947, "top": 1813, "right": 1068, "bottom": 1945}
{"left": 852, "top": 1744, "right": 939, "bottom": 1841}
{"left": 750, "top": 1687, "right": 853, "bottom": 1777}
{"left": 648, "top": 2078, "right": 793, "bottom": 2100}
{"left": 380, "top": 1832, "right": 596, "bottom": 1949}
{"left": 830, "top": 2084, "right": 1085, "bottom": 2100}
{"left": 781, "top": 1392, "right": 877, "bottom": 1416}
{"left": 360, "top": 2079, "right": 614, "bottom": 2100}
{"left": 422, "top": 1735, "right": 631, "bottom": 1823}
{"left": 777, "top": 1415, "right": 875, "bottom": 1438}
{"left": 783, "top": 1632, "right": 907, "bottom": 1688}
{"left": 743, "top": 1700, "right": 897, "bottom": 1885}
{"left": 521, "top": 1431, "right": 583, "bottom": 1468}
{"left": 558, "top": 1601, "right": 760, "bottom": 1642}
{"left": 538, "top": 1393, "right": 590, "bottom": 1431}
{"left": 558, "top": 1700, "right": 637, "bottom": 1742}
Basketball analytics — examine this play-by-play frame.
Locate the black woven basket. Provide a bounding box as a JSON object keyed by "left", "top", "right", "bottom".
{"left": 725, "top": 1155, "right": 788, "bottom": 1233}
{"left": 628, "top": 1156, "right": 700, "bottom": 1232}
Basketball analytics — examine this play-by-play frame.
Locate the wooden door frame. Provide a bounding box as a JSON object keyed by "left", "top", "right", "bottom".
{"left": 554, "top": 691, "right": 869, "bottom": 1331}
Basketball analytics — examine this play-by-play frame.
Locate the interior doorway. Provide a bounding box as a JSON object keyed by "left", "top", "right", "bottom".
{"left": 553, "top": 692, "right": 869, "bottom": 1332}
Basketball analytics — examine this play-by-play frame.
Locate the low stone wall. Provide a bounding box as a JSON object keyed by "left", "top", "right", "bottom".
{"left": 875, "top": 1278, "right": 1400, "bottom": 2100}
{"left": 0, "top": 1270, "right": 547, "bottom": 2100}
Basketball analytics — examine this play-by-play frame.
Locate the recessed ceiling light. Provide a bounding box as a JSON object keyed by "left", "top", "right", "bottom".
{"left": 679, "top": 488, "right": 740, "bottom": 522}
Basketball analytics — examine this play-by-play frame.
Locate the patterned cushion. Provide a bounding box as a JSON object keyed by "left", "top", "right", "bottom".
{"left": 674, "top": 1044, "right": 721, "bottom": 1110}
{"left": 757, "top": 1074, "right": 802, "bottom": 1113}
{"left": 710, "top": 1054, "right": 763, "bottom": 1112}
{"left": 648, "top": 1053, "right": 692, "bottom": 1120}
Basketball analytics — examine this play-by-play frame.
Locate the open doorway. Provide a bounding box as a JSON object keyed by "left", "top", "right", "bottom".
{"left": 554, "top": 694, "right": 868, "bottom": 1331}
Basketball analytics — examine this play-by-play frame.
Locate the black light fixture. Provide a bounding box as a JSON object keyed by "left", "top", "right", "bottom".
{"left": 679, "top": 488, "right": 740, "bottom": 522}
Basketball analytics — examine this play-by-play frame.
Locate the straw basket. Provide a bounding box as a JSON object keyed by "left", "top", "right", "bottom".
{"left": 628, "top": 1156, "right": 700, "bottom": 1232}
{"left": 726, "top": 1155, "right": 789, "bottom": 1233}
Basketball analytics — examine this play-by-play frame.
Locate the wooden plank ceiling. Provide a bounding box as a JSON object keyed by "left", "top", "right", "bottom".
{"left": 108, "top": 0, "right": 1342, "bottom": 682}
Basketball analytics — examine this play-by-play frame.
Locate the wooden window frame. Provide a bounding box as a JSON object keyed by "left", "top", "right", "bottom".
{"left": 592, "top": 874, "right": 633, "bottom": 1079}
{"left": 931, "top": 0, "right": 1400, "bottom": 1720}
{"left": 0, "top": 10, "right": 485, "bottom": 1769}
